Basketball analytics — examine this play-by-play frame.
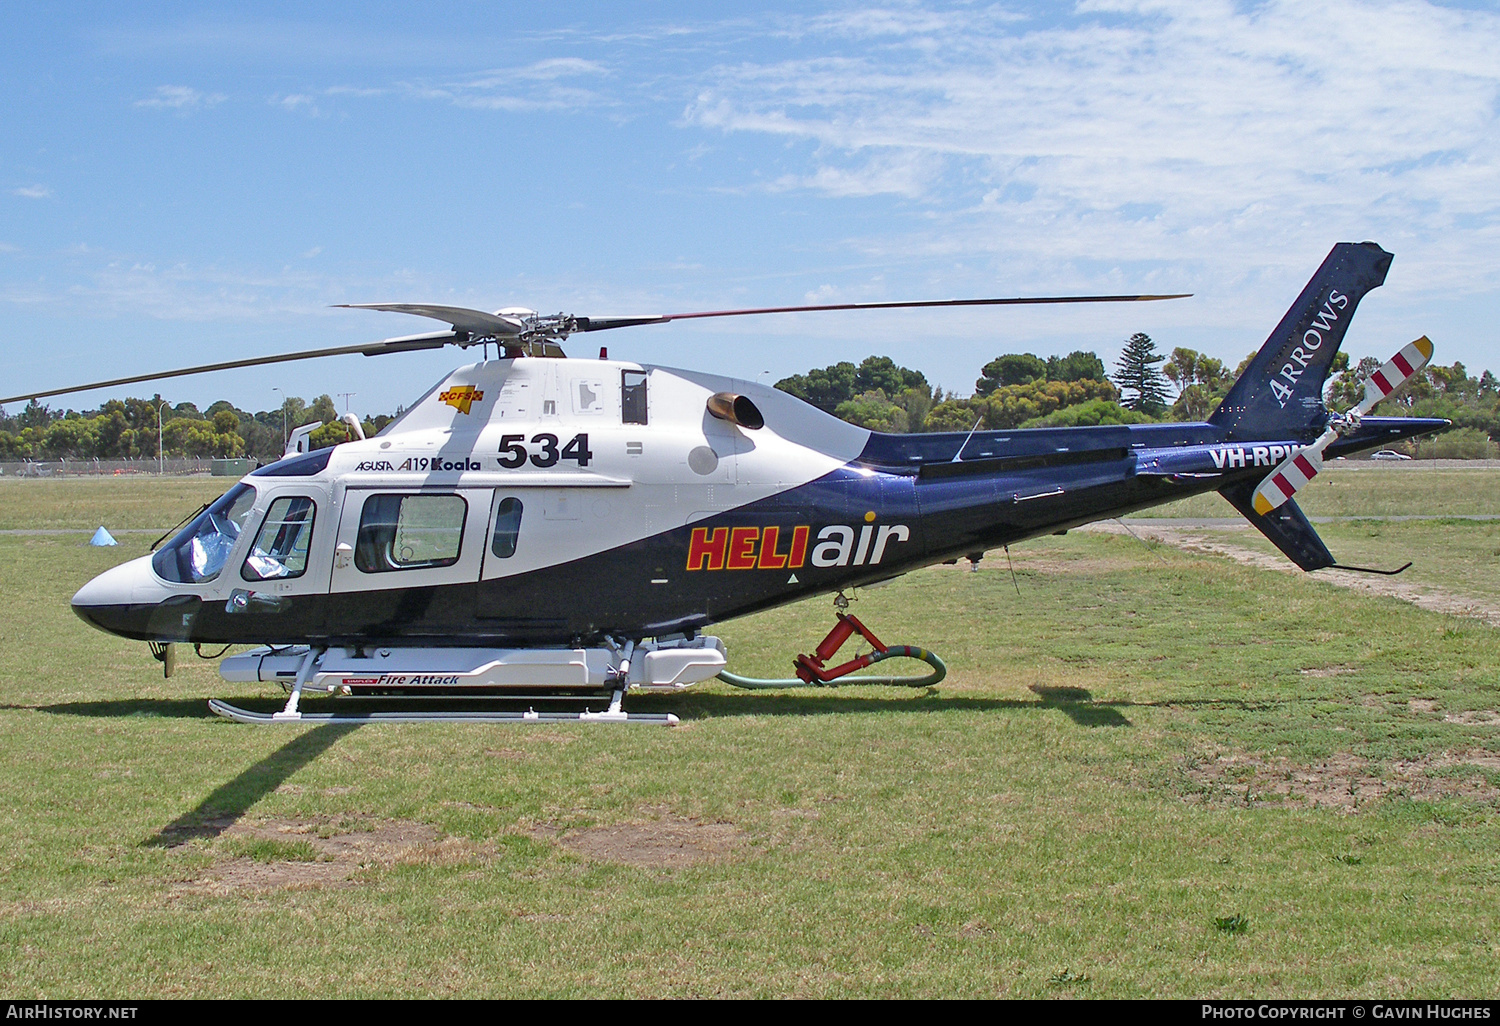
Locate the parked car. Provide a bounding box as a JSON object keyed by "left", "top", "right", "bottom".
{"left": 1370, "top": 450, "right": 1413, "bottom": 461}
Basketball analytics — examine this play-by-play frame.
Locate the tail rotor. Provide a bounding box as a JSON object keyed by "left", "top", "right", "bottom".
{"left": 1251, "top": 336, "right": 1434, "bottom": 515}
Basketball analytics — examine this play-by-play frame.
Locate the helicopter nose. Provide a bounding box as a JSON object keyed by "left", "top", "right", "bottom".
{"left": 71, "top": 555, "right": 182, "bottom": 641}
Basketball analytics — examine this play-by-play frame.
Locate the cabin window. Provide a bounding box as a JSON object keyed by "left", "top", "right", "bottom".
{"left": 621, "top": 370, "right": 648, "bottom": 425}
{"left": 241, "top": 497, "right": 316, "bottom": 581}
{"left": 491, "top": 497, "right": 523, "bottom": 558}
{"left": 355, "top": 494, "right": 467, "bottom": 573}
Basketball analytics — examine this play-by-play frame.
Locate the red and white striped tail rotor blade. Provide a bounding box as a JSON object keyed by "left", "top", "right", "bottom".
{"left": 1251, "top": 337, "right": 1432, "bottom": 517}
{"left": 1252, "top": 429, "right": 1337, "bottom": 516}
{"left": 1356, "top": 336, "right": 1433, "bottom": 415}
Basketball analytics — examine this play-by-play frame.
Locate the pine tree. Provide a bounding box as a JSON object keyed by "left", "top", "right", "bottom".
{"left": 1114, "top": 332, "right": 1170, "bottom": 414}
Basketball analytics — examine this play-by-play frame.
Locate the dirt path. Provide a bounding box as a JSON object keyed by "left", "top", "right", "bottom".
{"left": 1081, "top": 522, "right": 1500, "bottom": 628}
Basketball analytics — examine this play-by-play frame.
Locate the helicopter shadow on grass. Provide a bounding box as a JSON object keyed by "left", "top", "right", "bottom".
{"left": 13, "top": 683, "right": 1287, "bottom": 734}
{"left": 652, "top": 690, "right": 1137, "bottom": 727}
{"left": 0, "top": 698, "right": 358, "bottom": 846}
{"left": 632, "top": 685, "right": 1283, "bottom": 728}
{"left": 10, "top": 687, "right": 1277, "bottom": 727}
{"left": 13, "top": 688, "right": 1282, "bottom": 846}
{"left": 144, "top": 722, "right": 360, "bottom": 848}
{"left": 9, "top": 698, "right": 222, "bottom": 720}
{"left": 657, "top": 691, "right": 1141, "bottom": 726}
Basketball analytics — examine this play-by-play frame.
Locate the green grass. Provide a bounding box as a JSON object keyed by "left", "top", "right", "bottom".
{"left": 226, "top": 837, "right": 320, "bottom": 863}
{"left": 1139, "top": 464, "right": 1500, "bottom": 519}
{"left": 1177, "top": 518, "right": 1500, "bottom": 608}
{"left": 0, "top": 476, "right": 232, "bottom": 531}
{"left": 1, "top": 477, "right": 1498, "bottom": 997}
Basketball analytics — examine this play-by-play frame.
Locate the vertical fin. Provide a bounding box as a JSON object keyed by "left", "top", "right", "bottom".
{"left": 1210, "top": 242, "right": 1392, "bottom": 440}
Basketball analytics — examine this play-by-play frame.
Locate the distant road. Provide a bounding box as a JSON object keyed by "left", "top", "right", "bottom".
{"left": 1324, "top": 459, "right": 1500, "bottom": 470}
{"left": 1123, "top": 515, "right": 1500, "bottom": 527}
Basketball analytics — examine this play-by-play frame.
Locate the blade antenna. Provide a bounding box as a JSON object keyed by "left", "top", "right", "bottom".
{"left": 952, "top": 417, "right": 984, "bottom": 463}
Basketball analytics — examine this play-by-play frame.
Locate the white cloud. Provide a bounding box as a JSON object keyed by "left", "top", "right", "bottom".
{"left": 273, "top": 93, "right": 321, "bottom": 116}
{"left": 324, "top": 85, "right": 389, "bottom": 98}
{"left": 684, "top": 1, "right": 1500, "bottom": 296}
{"left": 404, "top": 58, "right": 612, "bottom": 112}
{"left": 134, "top": 85, "right": 227, "bottom": 110}
{"left": 12, "top": 185, "right": 51, "bottom": 199}
{"left": 764, "top": 151, "right": 943, "bottom": 199}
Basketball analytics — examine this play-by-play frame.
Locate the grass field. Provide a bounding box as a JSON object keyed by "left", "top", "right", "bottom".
{"left": 1137, "top": 463, "right": 1500, "bottom": 520}
{"left": 1154, "top": 518, "right": 1500, "bottom": 609}
{"left": 1, "top": 474, "right": 1497, "bottom": 997}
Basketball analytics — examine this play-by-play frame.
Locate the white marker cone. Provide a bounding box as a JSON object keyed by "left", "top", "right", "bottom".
{"left": 89, "top": 526, "right": 118, "bottom": 546}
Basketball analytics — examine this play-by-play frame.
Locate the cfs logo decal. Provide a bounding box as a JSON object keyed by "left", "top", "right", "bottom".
{"left": 439, "top": 385, "right": 484, "bottom": 414}
{"left": 686, "top": 522, "right": 910, "bottom": 571}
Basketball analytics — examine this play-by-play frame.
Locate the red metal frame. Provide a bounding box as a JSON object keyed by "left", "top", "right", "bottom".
{"left": 794, "top": 612, "right": 889, "bottom": 684}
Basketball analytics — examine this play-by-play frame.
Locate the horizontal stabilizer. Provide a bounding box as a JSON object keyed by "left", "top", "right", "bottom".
{"left": 1219, "top": 479, "right": 1333, "bottom": 572}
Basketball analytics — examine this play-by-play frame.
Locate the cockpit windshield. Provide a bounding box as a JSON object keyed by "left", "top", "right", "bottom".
{"left": 151, "top": 483, "right": 258, "bottom": 584}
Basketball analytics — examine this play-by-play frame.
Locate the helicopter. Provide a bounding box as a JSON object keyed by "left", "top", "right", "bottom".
{"left": 8, "top": 241, "right": 1447, "bottom": 724}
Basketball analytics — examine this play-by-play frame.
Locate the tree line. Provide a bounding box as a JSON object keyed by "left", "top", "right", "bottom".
{"left": 776, "top": 334, "right": 1499, "bottom": 456}
{"left": 775, "top": 340, "right": 1170, "bottom": 433}
{"left": 5, "top": 334, "right": 1496, "bottom": 461}
{"left": 0, "top": 394, "right": 398, "bottom": 462}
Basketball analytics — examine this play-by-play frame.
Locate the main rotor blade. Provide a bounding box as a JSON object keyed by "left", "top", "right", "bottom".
{"left": 0, "top": 330, "right": 456, "bottom": 405}
{"left": 335, "top": 304, "right": 527, "bottom": 337}
{"left": 5, "top": 292, "right": 1193, "bottom": 406}
{"left": 644, "top": 293, "right": 1193, "bottom": 326}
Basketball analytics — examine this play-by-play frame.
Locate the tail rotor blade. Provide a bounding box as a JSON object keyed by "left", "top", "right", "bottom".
{"left": 1251, "top": 429, "right": 1336, "bottom": 516}
{"left": 1251, "top": 336, "right": 1434, "bottom": 516}
{"left": 1357, "top": 336, "right": 1433, "bottom": 415}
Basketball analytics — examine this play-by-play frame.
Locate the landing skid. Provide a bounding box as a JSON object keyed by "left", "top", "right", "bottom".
{"left": 207, "top": 697, "right": 677, "bottom": 725}
{"left": 209, "top": 641, "right": 719, "bottom": 726}
{"left": 208, "top": 687, "right": 679, "bottom": 726}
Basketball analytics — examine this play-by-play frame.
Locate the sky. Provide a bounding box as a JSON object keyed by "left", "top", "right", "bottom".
{"left": 3, "top": 1, "right": 1498, "bottom": 421}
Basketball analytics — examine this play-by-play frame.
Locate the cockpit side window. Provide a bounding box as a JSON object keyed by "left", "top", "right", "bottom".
{"left": 241, "top": 497, "right": 316, "bottom": 581}
{"left": 151, "top": 483, "right": 258, "bottom": 584}
{"left": 621, "top": 370, "right": 647, "bottom": 425}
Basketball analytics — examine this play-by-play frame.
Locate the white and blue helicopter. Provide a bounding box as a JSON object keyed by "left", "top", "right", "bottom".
{"left": 10, "top": 242, "right": 1446, "bottom": 723}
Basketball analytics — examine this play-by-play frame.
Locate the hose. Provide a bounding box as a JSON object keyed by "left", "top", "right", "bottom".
{"left": 717, "top": 645, "right": 947, "bottom": 690}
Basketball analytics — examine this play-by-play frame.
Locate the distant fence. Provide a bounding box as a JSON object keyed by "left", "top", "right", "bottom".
{"left": 0, "top": 458, "right": 213, "bottom": 478}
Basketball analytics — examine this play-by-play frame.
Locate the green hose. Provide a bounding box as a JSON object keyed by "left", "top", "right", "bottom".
{"left": 717, "top": 645, "right": 947, "bottom": 690}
